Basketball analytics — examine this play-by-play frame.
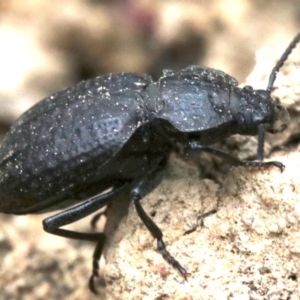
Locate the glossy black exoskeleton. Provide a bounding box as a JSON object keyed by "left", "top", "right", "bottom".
{"left": 0, "top": 33, "right": 299, "bottom": 293}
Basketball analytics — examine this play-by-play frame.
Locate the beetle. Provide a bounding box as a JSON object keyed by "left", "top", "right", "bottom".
{"left": 0, "top": 33, "right": 299, "bottom": 293}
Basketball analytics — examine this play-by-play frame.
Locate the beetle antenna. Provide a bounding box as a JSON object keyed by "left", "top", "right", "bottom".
{"left": 267, "top": 33, "right": 300, "bottom": 92}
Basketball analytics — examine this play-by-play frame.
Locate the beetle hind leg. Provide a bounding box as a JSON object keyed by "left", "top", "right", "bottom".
{"left": 89, "top": 234, "right": 106, "bottom": 294}
{"left": 42, "top": 182, "right": 130, "bottom": 294}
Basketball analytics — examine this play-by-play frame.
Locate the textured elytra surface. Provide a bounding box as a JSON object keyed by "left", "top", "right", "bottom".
{"left": 0, "top": 73, "right": 151, "bottom": 213}
{"left": 1, "top": 72, "right": 151, "bottom": 167}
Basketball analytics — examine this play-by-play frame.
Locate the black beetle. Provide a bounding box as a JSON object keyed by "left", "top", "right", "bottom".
{"left": 0, "top": 33, "right": 299, "bottom": 293}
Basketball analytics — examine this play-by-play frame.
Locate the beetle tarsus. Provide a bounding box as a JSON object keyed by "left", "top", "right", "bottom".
{"left": 88, "top": 236, "right": 106, "bottom": 294}
{"left": 234, "top": 160, "right": 285, "bottom": 172}
{"left": 88, "top": 272, "right": 99, "bottom": 295}
{"left": 157, "top": 239, "right": 187, "bottom": 278}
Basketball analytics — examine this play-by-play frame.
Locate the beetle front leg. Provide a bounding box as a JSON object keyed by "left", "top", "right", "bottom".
{"left": 131, "top": 165, "right": 187, "bottom": 278}
{"left": 187, "top": 141, "right": 284, "bottom": 172}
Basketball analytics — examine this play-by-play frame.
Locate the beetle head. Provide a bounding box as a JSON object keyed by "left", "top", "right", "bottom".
{"left": 231, "top": 86, "right": 290, "bottom": 161}
{"left": 231, "top": 86, "right": 289, "bottom": 136}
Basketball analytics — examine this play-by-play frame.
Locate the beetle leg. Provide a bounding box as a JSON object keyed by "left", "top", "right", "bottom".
{"left": 131, "top": 165, "right": 188, "bottom": 278}
{"left": 42, "top": 182, "right": 129, "bottom": 294}
{"left": 43, "top": 182, "right": 129, "bottom": 237}
{"left": 89, "top": 235, "right": 106, "bottom": 294}
{"left": 187, "top": 141, "right": 285, "bottom": 172}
